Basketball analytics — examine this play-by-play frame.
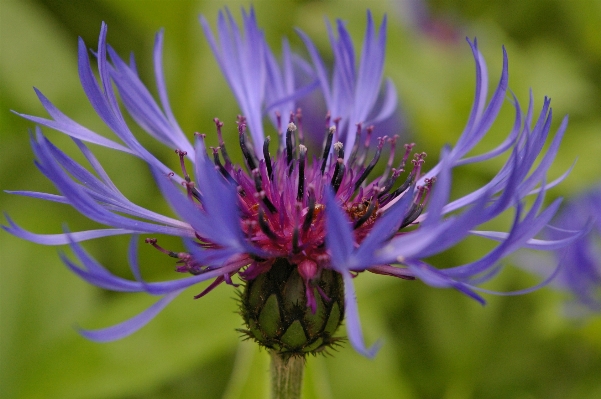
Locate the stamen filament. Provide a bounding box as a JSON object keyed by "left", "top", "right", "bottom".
{"left": 145, "top": 238, "right": 179, "bottom": 258}
{"left": 213, "top": 118, "right": 231, "bottom": 167}
{"left": 175, "top": 150, "right": 191, "bottom": 182}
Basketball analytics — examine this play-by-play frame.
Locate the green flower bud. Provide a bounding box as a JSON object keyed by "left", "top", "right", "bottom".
{"left": 239, "top": 258, "right": 345, "bottom": 356}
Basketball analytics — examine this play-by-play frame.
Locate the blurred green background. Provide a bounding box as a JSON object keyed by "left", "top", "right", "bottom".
{"left": 1, "top": 0, "right": 600, "bottom": 398}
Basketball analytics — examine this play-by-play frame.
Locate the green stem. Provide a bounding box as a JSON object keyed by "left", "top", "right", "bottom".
{"left": 270, "top": 351, "right": 305, "bottom": 399}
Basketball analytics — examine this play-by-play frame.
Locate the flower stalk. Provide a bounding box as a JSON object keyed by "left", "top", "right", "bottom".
{"left": 270, "top": 351, "right": 304, "bottom": 399}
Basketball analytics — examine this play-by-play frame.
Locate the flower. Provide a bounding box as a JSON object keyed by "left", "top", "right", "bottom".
{"left": 548, "top": 186, "right": 601, "bottom": 314}
{"left": 4, "top": 8, "right": 579, "bottom": 357}
{"left": 396, "top": 0, "right": 463, "bottom": 44}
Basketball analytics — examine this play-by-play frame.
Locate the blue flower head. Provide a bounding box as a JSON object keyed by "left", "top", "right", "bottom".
{"left": 548, "top": 186, "right": 601, "bottom": 314}
{"left": 4, "top": 8, "right": 581, "bottom": 357}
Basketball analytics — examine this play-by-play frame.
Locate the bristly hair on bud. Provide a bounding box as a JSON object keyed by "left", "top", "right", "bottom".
{"left": 4, "top": 7, "right": 583, "bottom": 359}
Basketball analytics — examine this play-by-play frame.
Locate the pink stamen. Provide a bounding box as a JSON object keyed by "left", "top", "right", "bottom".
{"left": 194, "top": 275, "right": 225, "bottom": 299}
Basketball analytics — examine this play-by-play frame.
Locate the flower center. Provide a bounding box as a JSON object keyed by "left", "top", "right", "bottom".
{"left": 146, "top": 112, "right": 431, "bottom": 299}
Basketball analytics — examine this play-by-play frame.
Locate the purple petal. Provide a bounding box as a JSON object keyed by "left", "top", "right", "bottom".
{"left": 61, "top": 252, "right": 142, "bottom": 292}
{"left": 296, "top": 28, "right": 332, "bottom": 107}
{"left": 351, "top": 185, "right": 415, "bottom": 270}
{"left": 33, "top": 132, "right": 192, "bottom": 237}
{"left": 62, "top": 236, "right": 143, "bottom": 292}
{"left": 324, "top": 188, "right": 354, "bottom": 267}
{"left": 341, "top": 271, "right": 381, "bottom": 357}
{"left": 199, "top": 8, "right": 267, "bottom": 150}
{"left": 193, "top": 137, "right": 254, "bottom": 252}
{"left": 140, "top": 261, "right": 247, "bottom": 295}
{"left": 108, "top": 45, "right": 192, "bottom": 154}
{"left": 421, "top": 146, "right": 452, "bottom": 228}
{"left": 14, "top": 89, "right": 131, "bottom": 153}
{"left": 2, "top": 215, "right": 135, "bottom": 245}
{"left": 150, "top": 166, "right": 216, "bottom": 241}
{"left": 406, "top": 260, "right": 486, "bottom": 304}
{"left": 367, "top": 79, "right": 398, "bottom": 125}
{"left": 6, "top": 190, "right": 69, "bottom": 204}
{"left": 152, "top": 30, "right": 192, "bottom": 152}
{"left": 79, "top": 290, "right": 183, "bottom": 342}
{"left": 469, "top": 262, "right": 562, "bottom": 296}
{"left": 354, "top": 11, "right": 387, "bottom": 123}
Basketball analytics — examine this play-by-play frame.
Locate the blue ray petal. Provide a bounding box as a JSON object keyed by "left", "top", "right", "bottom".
{"left": 79, "top": 290, "right": 183, "bottom": 342}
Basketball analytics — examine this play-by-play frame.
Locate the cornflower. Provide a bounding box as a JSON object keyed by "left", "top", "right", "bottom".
{"left": 4, "top": 8, "right": 580, "bottom": 361}
{"left": 547, "top": 186, "right": 601, "bottom": 314}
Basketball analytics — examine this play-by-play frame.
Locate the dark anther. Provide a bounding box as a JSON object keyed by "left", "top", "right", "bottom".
{"left": 387, "top": 152, "right": 426, "bottom": 201}
{"left": 253, "top": 170, "right": 278, "bottom": 213}
{"left": 182, "top": 180, "right": 202, "bottom": 203}
{"left": 145, "top": 238, "right": 179, "bottom": 258}
{"left": 400, "top": 202, "right": 423, "bottom": 229}
{"left": 331, "top": 158, "right": 345, "bottom": 194}
{"left": 213, "top": 118, "right": 231, "bottom": 167}
{"left": 258, "top": 208, "right": 279, "bottom": 241}
{"left": 320, "top": 126, "right": 335, "bottom": 175}
{"left": 292, "top": 227, "right": 300, "bottom": 253}
{"left": 354, "top": 137, "right": 384, "bottom": 191}
{"left": 297, "top": 144, "right": 307, "bottom": 202}
{"left": 263, "top": 136, "right": 273, "bottom": 181}
{"left": 238, "top": 123, "right": 257, "bottom": 172}
{"left": 286, "top": 122, "right": 297, "bottom": 174}
{"left": 400, "top": 183, "right": 431, "bottom": 229}
{"left": 353, "top": 198, "right": 377, "bottom": 229}
{"left": 378, "top": 169, "right": 402, "bottom": 199}
{"left": 251, "top": 254, "right": 267, "bottom": 262}
{"left": 212, "top": 147, "right": 236, "bottom": 184}
{"left": 386, "top": 173, "right": 415, "bottom": 202}
{"left": 302, "top": 188, "right": 316, "bottom": 232}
